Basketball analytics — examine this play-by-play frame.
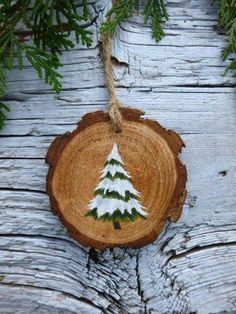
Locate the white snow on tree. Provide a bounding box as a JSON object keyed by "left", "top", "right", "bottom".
{"left": 85, "top": 143, "right": 147, "bottom": 229}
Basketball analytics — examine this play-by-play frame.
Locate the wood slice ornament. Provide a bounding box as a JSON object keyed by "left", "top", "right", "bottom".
{"left": 46, "top": 36, "right": 187, "bottom": 249}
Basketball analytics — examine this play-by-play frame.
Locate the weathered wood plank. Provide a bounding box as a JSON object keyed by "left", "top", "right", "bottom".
{"left": 0, "top": 285, "right": 103, "bottom": 314}
{"left": 1, "top": 87, "right": 236, "bottom": 136}
{"left": 0, "top": 0, "right": 236, "bottom": 313}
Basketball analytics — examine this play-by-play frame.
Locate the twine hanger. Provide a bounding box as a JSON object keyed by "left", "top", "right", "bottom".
{"left": 101, "top": 11, "right": 123, "bottom": 133}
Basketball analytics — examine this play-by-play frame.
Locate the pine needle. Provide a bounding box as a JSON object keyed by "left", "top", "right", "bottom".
{"left": 218, "top": 0, "right": 236, "bottom": 76}
{"left": 100, "top": 0, "right": 168, "bottom": 42}
{"left": 0, "top": 0, "right": 93, "bottom": 129}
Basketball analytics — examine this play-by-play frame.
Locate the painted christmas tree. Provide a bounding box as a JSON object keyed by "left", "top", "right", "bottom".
{"left": 85, "top": 143, "right": 147, "bottom": 230}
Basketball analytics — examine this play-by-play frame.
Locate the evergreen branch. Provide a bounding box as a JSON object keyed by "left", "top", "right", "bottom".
{"left": 23, "top": 45, "right": 63, "bottom": 93}
{"left": 30, "top": 0, "right": 93, "bottom": 53}
{"left": 0, "top": 0, "right": 93, "bottom": 129}
{"left": 100, "top": 0, "right": 168, "bottom": 42}
{"left": 100, "top": 0, "right": 135, "bottom": 36}
{"left": 143, "top": 0, "right": 168, "bottom": 41}
{"left": 0, "top": 65, "right": 7, "bottom": 97}
{"left": 0, "top": 65, "right": 9, "bottom": 129}
{"left": 218, "top": 0, "right": 236, "bottom": 76}
{"left": 0, "top": 101, "right": 10, "bottom": 129}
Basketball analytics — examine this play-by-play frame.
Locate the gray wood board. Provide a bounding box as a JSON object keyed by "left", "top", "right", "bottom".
{"left": 0, "top": 0, "right": 236, "bottom": 313}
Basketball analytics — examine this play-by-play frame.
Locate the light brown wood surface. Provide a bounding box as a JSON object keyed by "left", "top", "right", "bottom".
{"left": 46, "top": 108, "right": 187, "bottom": 248}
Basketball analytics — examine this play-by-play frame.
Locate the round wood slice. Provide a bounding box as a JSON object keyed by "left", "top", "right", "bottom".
{"left": 46, "top": 108, "right": 187, "bottom": 249}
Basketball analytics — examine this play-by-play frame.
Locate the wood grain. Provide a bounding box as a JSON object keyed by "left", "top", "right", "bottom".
{"left": 46, "top": 108, "right": 187, "bottom": 248}
{"left": 0, "top": 0, "right": 236, "bottom": 313}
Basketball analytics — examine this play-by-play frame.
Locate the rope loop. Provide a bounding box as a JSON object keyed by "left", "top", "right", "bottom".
{"left": 102, "top": 34, "right": 123, "bottom": 132}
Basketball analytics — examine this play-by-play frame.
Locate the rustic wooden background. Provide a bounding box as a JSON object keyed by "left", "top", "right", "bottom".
{"left": 0, "top": 0, "right": 236, "bottom": 313}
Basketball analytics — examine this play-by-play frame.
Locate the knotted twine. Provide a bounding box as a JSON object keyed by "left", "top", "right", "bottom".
{"left": 102, "top": 35, "right": 123, "bottom": 133}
